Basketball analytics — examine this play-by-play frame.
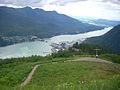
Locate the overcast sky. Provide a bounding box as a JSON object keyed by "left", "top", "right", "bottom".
{"left": 0, "top": 0, "right": 120, "bottom": 20}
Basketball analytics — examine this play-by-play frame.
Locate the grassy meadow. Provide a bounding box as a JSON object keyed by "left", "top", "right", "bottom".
{"left": 19, "top": 61, "right": 120, "bottom": 90}
{"left": 0, "top": 55, "right": 119, "bottom": 90}
{"left": 0, "top": 43, "right": 120, "bottom": 90}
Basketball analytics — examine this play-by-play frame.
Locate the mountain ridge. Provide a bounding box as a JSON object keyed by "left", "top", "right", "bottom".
{"left": 0, "top": 6, "right": 104, "bottom": 37}
{"left": 0, "top": 6, "right": 104, "bottom": 47}
{"left": 87, "top": 25, "right": 120, "bottom": 54}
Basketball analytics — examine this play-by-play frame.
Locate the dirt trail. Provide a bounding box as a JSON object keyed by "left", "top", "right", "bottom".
{"left": 20, "top": 65, "right": 40, "bottom": 87}
{"left": 67, "top": 57, "right": 113, "bottom": 64}
{"left": 20, "top": 57, "right": 112, "bottom": 87}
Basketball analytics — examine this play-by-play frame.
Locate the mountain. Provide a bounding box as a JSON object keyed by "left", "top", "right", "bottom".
{"left": 87, "top": 25, "right": 120, "bottom": 54}
{"left": 92, "top": 19, "right": 120, "bottom": 26}
{"left": 74, "top": 16, "right": 120, "bottom": 26}
{"left": 0, "top": 6, "right": 103, "bottom": 38}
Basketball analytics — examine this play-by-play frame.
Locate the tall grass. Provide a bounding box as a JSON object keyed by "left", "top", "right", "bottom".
{"left": 16, "top": 75, "right": 120, "bottom": 90}
{"left": 101, "top": 54, "right": 120, "bottom": 64}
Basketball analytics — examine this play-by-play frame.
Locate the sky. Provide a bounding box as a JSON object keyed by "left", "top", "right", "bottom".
{"left": 0, "top": 0, "right": 120, "bottom": 20}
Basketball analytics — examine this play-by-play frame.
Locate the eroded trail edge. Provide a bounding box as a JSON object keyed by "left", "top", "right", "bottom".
{"left": 21, "top": 65, "right": 40, "bottom": 87}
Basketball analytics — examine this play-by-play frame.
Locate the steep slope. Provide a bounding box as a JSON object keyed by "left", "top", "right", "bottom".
{"left": 0, "top": 6, "right": 103, "bottom": 38}
{"left": 87, "top": 25, "right": 120, "bottom": 53}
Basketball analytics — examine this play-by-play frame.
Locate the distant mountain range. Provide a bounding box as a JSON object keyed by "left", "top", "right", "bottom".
{"left": 87, "top": 25, "right": 120, "bottom": 54}
{"left": 92, "top": 19, "right": 120, "bottom": 26}
{"left": 74, "top": 16, "right": 120, "bottom": 26}
{"left": 0, "top": 6, "right": 103, "bottom": 38}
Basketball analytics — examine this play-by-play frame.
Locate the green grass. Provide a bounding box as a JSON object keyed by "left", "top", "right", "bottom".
{"left": 0, "top": 54, "right": 120, "bottom": 90}
{"left": 0, "top": 57, "right": 73, "bottom": 90}
{"left": 18, "top": 61, "right": 120, "bottom": 90}
{"left": 0, "top": 62, "right": 33, "bottom": 87}
{"left": 101, "top": 54, "right": 120, "bottom": 64}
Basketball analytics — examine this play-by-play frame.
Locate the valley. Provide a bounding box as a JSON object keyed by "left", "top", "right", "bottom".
{"left": 0, "top": 2, "right": 120, "bottom": 90}
{"left": 0, "top": 6, "right": 104, "bottom": 47}
{"left": 0, "top": 27, "right": 112, "bottom": 59}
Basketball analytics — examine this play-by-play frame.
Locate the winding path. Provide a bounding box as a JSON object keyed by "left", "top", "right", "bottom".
{"left": 20, "top": 57, "right": 113, "bottom": 87}
{"left": 20, "top": 65, "right": 40, "bottom": 87}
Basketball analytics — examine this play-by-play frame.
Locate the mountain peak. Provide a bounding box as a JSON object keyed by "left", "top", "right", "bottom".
{"left": 23, "top": 6, "right": 32, "bottom": 9}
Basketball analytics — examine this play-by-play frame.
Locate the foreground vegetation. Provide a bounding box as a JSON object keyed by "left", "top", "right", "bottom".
{"left": 18, "top": 61, "right": 120, "bottom": 90}
{"left": 0, "top": 43, "right": 120, "bottom": 90}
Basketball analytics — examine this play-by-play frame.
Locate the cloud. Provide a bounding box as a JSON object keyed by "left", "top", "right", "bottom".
{"left": 49, "top": 0, "right": 86, "bottom": 6}
{"left": 0, "top": 0, "right": 120, "bottom": 20}
{"left": 0, "top": 0, "right": 82, "bottom": 6}
{"left": 100, "top": 0, "right": 120, "bottom": 4}
{"left": 0, "top": 0, "right": 120, "bottom": 7}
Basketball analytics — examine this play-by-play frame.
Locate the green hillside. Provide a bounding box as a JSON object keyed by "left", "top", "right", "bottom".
{"left": 0, "top": 43, "right": 120, "bottom": 90}
{"left": 19, "top": 61, "right": 120, "bottom": 90}
{"left": 0, "top": 6, "right": 103, "bottom": 38}
{"left": 87, "top": 25, "right": 120, "bottom": 54}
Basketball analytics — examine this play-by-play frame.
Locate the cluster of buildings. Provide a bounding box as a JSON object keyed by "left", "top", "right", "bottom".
{"left": 0, "top": 35, "right": 45, "bottom": 46}
{"left": 50, "top": 39, "right": 83, "bottom": 53}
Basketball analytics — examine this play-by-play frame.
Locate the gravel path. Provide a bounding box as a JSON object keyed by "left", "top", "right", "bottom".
{"left": 67, "top": 57, "right": 113, "bottom": 64}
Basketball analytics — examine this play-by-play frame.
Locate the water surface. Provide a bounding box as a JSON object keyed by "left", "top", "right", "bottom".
{"left": 0, "top": 27, "right": 113, "bottom": 59}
